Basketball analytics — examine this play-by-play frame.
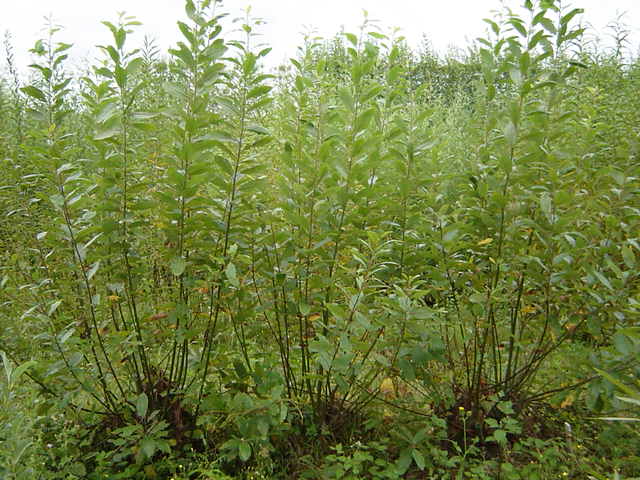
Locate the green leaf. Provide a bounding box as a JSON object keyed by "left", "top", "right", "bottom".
{"left": 21, "top": 86, "right": 47, "bottom": 102}
{"left": 54, "top": 42, "right": 73, "bottom": 54}
{"left": 169, "top": 44, "right": 194, "bottom": 67}
{"left": 338, "top": 87, "right": 354, "bottom": 111}
{"left": 617, "top": 396, "right": 640, "bottom": 407}
{"left": 238, "top": 440, "right": 251, "bottom": 462}
{"left": 1, "top": 351, "right": 11, "bottom": 381}
{"left": 612, "top": 332, "right": 634, "bottom": 356}
{"left": 622, "top": 246, "right": 636, "bottom": 269}
{"left": 442, "top": 228, "right": 459, "bottom": 244}
{"left": 354, "top": 108, "right": 376, "bottom": 133}
{"left": 10, "top": 360, "right": 38, "bottom": 385}
{"left": 561, "top": 8, "right": 584, "bottom": 26}
{"left": 170, "top": 257, "right": 186, "bottom": 276}
{"left": 598, "top": 416, "right": 640, "bottom": 422}
{"left": 140, "top": 437, "right": 156, "bottom": 459}
{"left": 592, "top": 270, "right": 613, "bottom": 292}
{"left": 247, "top": 85, "right": 271, "bottom": 99}
{"left": 126, "top": 57, "right": 144, "bottom": 75}
{"left": 247, "top": 125, "right": 270, "bottom": 135}
{"left": 483, "top": 19, "right": 500, "bottom": 36}
{"left": 596, "top": 369, "right": 638, "bottom": 398}
{"left": 136, "top": 392, "right": 149, "bottom": 418}
{"left": 225, "top": 263, "right": 239, "bottom": 287}
{"left": 412, "top": 449, "right": 425, "bottom": 470}
{"left": 539, "top": 17, "right": 556, "bottom": 34}
{"left": 86, "top": 261, "right": 100, "bottom": 281}
{"left": 480, "top": 48, "right": 494, "bottom": 74}
{"left": 48, "top": 300, "right": 62, "bottom": 316}
{"left": 395, "top": 450, "right": 413, "bottom": 474}
{"left": 344, "top": 32, "right": 358, "bottom": 47}
{"left": 503, "top": 120, "right": 517, "bottom": 146}
{"left": 68, "top": 463, "right": 87, "bottom": 477}
{"left": 493, "top": 429, "right": 507, "bottom": 444}
{"left": 539, "top": 193, "right": 553, "bottom": 223}
{"left": 58, "top": 328, "right": 74, "bottom": 345}
{"left": 94, "top": 126, "right": 121, "bottom": 141}
{"left": 508, "top": 19, "right": 527, "bottom": 37}
{"left": 257, "top": 47, "right": 272, "bottom": 58}
{"left": 233, "top": 359, "right": 248, "bottom": 379}
{"left": 177, "top": 21, "right": 196, "bottom": 46}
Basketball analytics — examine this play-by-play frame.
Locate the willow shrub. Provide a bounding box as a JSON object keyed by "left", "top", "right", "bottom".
{"left": 2, "top": 0, "right": 639, "bottom": 474}
{"left": 431, "top": 1, "right": 592, "bottom": 420}
{"left": 425, "top": 0, "right": 638, "bottom": 435}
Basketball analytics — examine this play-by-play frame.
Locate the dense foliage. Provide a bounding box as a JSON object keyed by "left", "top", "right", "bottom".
{"left": 1, "top": 1, "right": 639, "bottom": 478}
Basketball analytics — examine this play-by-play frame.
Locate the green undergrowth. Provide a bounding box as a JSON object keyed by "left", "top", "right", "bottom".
{"left": 1, "top": 0, "right": 639, "bottom": 478}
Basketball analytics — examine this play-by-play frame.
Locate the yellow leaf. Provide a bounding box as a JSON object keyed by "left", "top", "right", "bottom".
{"left": 380, "top": 377, "right": 395, "bottom": 398}
{"left": 560, "top": 394, "right": 575, "bottom": 409}
{"left": 477, "top": 238, "right": 493, "bottom": 246}
{"left": 144, "top": 465, "right": 157, "bottom": 479}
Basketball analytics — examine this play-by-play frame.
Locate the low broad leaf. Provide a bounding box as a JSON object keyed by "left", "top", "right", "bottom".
{"left": 395, "top": 450, "right": 413, "bottom": 474}
{"left": 140, "top": 437, "right": 156, "bottom": 459}
{"left": 238, "top": 440, "right": 251, "bottom": 462}
{"left": 412, "top": 449, "right": 425, "bottom": 470}
{"left": 493, "top": 429, "right": 507, "bottom": 444}
{"left": 136, "top": 392, "right": 149, "bottom": 418}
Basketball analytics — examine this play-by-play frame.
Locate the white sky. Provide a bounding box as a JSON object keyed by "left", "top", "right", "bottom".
{"left": 1, "top": 1, "right": 639, "bottom": 74}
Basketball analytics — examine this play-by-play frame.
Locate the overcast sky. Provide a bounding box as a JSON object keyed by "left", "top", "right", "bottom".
{"left": 1, "top": 1, "right": 639, "bottom": 74}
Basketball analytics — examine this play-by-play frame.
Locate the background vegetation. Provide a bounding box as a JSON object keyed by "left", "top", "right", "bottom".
{"left": 1, "top": 0, "right": 639, "bottom": 478}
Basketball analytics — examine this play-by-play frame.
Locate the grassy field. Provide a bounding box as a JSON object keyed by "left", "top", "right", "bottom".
{"left": 1, "top": 0, "right": 639, "bottom": 478}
